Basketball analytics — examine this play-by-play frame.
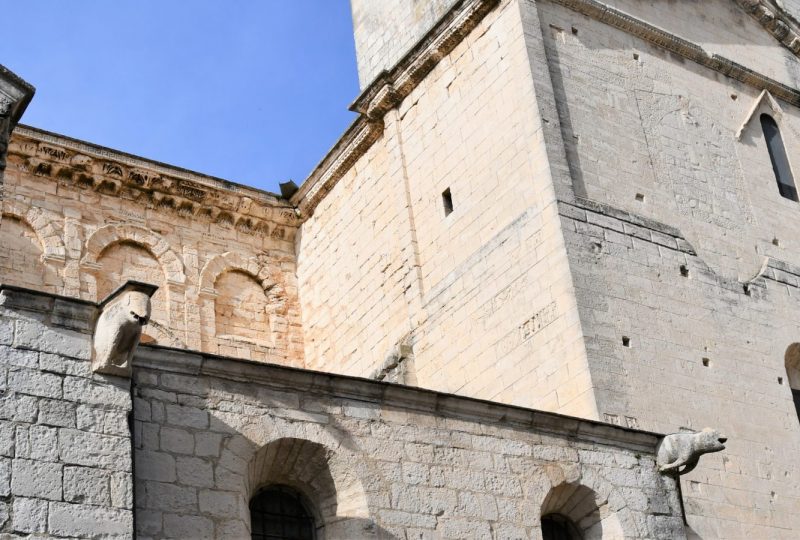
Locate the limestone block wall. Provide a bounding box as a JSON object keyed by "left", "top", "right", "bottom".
{"left": 298, "top": 0, "right": 596, "bottom": 417}
{"left": 558, "top": 199, "right": 800, "bottom": 538}
{"left": 0, "top": 127, "right": 304, "bottom": 366}
{"left": 0, "top": 286, "right": 134, "bottom": 538}
{"left": 131, "top": 344, "right": 685, "bottom": 539}
{"left": 531, "top": 0, "right": 800, "bottom": 537}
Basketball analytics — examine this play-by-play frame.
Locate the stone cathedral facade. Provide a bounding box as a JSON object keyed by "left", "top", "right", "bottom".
{"left": 1, "top": 0, "right": 799, "bottom": 538}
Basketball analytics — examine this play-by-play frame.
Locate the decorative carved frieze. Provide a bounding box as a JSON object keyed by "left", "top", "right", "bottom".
{"left": 550, "top": 0, "right": 800, "bottom": 107}
{"left": 7, "top": 127, "right": 299, "bottom": 236}
{"left": 735, "top": 0, "right": 800, "bottom": 54}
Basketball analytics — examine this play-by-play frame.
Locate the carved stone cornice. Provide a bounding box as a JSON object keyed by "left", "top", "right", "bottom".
{"left": 0, "top": 65, "right": 35, "bottom": 178}
{"left": 291, "top": 119, "right": 383, "bottom": 217}
{"left": 350, "top": 0, "right": 500, "bottom": 119}
{"left": 550, "top": 0, "right": 800, "bottom": 108}
{"left": 735, "top": 0, "right": 800, "bottom": 55}
{"left": 293, "top": 0, "right": 501, "bottom": 219}
{"left": 7, "top": 126, "right": 299, "bottom": 238}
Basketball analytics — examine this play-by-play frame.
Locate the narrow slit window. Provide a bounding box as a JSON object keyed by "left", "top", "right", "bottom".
{"left": 442, "top": 188, "right": 454, "bottom": 216}
{"left": 760, "top": 114, "right": 798, "bottom": 202}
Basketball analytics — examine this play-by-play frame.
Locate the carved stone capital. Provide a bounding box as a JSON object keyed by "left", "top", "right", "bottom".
{"left": 656, "top": 428, "right": 727, "bottom": 476}
{"left": 92, "top": 281, "right": 158, "bottom": 377}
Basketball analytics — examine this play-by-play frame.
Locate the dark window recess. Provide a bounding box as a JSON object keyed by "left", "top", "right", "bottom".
{"left": 250, "top": 486, "right": 315, "bottom": 540}
{"left": 793, "top": 389, "right": 800, "bottom": 425}
{"left": 541, "top": 514, "right": 581, "bottom": 540}
{"left": 442, "top": 188, "right": 454, "bottom": 216}
{"left": 760, "top": 114, "right": 799, "bottom": 202}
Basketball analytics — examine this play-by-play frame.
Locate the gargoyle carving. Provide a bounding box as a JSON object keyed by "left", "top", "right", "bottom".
{"left": 92, "top": 281, "right": 157, "bottom": 377}
{"left": 656, "top": 428, "right": 727, "bottom": 475}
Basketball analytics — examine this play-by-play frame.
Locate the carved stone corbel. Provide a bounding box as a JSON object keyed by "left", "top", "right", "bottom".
{"left": 656, "top": 428, "right": 727, "bottom": 476}
{"left": 92, "top": 281, "right": 158, "bottom": 377}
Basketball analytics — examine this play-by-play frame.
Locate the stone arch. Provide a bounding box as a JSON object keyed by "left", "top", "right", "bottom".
{"left": 526, "top": 466, "right": 633, "bottom": 540}
{"left": 246, "top": 438, "right": 371, "bottom": 538}
{"left": 0, "top": 214, "right": 64, "bottom": 293}
{"left": 81, "top": 225, "right": 186, "bottom": 346}
{"left": 198, "top": 252, "right": 289, "bottom": 359}
{"left": 81, "top": 224, "right": 185, "bottom": 285}
{"left": 198, "top": 252, "right": 284, "bottom": 303}
{"left": 2, "top": 200, "right": 66, "bottom": 263}
{"left": 210, "top": 416, "right": 381, "bottom": 539}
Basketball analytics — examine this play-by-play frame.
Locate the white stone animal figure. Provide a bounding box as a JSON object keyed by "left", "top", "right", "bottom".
{"left": 656, "top": 428, "right": 727, "bottom": 475}
{"left": 92, "top": 290, "right": 151, "bottom": 376}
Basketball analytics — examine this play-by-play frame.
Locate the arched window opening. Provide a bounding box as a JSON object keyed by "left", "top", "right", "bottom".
{"left": 760, "top": 114, "right": 798, "bottom": 201}
{"left": 542, "top": 514, "right": 582, "bottom": 540}
{"left": 250, "top": 485, "right": 316, "bottom": 540}
{"left": 785, "top": 344, "right": 800, "bottom": 425}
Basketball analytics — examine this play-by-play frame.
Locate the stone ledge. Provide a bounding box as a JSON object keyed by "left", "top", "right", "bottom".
{"left": 133, "top": 343, "right": 663, "bottom": 452}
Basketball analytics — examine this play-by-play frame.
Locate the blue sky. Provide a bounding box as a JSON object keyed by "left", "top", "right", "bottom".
{"left": 1, "top": 1, "right": 360, "bottom": 195}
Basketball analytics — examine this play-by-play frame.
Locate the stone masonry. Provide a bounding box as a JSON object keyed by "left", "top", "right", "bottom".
{"left": 130, "top": 341, "right": 684, "bottom": 539}
{"left": 0, "top": 285, "right": 134, "bottom": 538}
{"left": 2, "top": 0, "right": 800, "bottom": 537}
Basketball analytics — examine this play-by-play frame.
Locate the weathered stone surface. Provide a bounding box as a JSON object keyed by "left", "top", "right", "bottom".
{"left": 58, "top": 429, "right": 130, "bottom": 470}
{"left": 14, "top": 320, "right": 90, "bottom": 360}
{"left": 47, "top": 501, "right": 133, "bottom": 538}
{"left": 11, "top": 459, "right": 62, "bottom": 500}
{"left": 11, "top": 497, "right": 47, "bottom": 533}
{"left": 63, "top": 466, "right": 111, "bottom": 505}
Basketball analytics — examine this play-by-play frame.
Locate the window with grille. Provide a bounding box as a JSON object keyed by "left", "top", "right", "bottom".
{"left": 250, "top": 486, "right": 316, "bottom": 540}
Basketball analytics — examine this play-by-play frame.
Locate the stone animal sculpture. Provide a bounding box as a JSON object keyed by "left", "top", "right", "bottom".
{"left": 92, "top": 284, "right": 155, "bottom": 377}
{"left": 656, "top": 428, "right": 727, "bottom": 475}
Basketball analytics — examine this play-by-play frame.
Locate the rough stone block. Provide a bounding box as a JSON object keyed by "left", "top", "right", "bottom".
{"left": 15, "top": 424, "right": 58, "bottom": 461}
{"left": 198, "top": 489, "right": 239, "bottom": 517}
{"left": 8, "top": 367, "right": 62, "bottom": 399}
{"left": 76, "top": 404, "right": 128, "bottom": 436}
{"left": 160, "top": 426, "right": 194, "bottom": 454}
{"left": 63, "top": 376, "right": 130, "bottom": 409}
{"left": 11, "top": 458, "right": 62, "bottom": 500}
{"left": 58, "top": 428, "right": 131, "bottom": 470}
{"left": 111, "top": 471, "right": 134, "bottom": 509}
{"left": 0, "top": 345, "right": 38, "bottom": 368}
{"left": 145, "top": 482, "right": 197, "bottom": 513}
{"left": 64, "top": 466, "right": 111, "bottom": 505}
{"left": 14, "top": 320, "right": 90, "bottom": 360}
{"left": 38, "top": 398, "right": 76, "bottom": 428}
{"left": 0, "top": 457, "right": 9, "bottom": 496}
{"left": 39, "top": 352, "right": 92, "bottom": 377}
{"left": 48, "top": 501, "right": 133, "bottom": 538}
{"left": 176, "top": 456, "right": 214, "bottom": 488}
{"left": 163, "top": 513, "right": 214, "bottom": 539}
{"left": 12, "top": 497, "right": 48, "bottom": 533}
{"left": 135, "top": 450, "right": 176, "bottom": 482}
{"left": 165, "top": 404, "right": 208, "bottom": 429}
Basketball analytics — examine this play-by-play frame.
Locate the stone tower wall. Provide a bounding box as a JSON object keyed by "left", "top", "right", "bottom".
{"left": 0, "top": 128, "right": 304, "bottom": 366}
{"left": 531, "top": 0, "right": 800, "bottom": 537}
{"left": 349, "top": 0, "right": 460, "bottom": 88}
{"left": 297, "top": 0, "right": 598, "bottom": 417}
